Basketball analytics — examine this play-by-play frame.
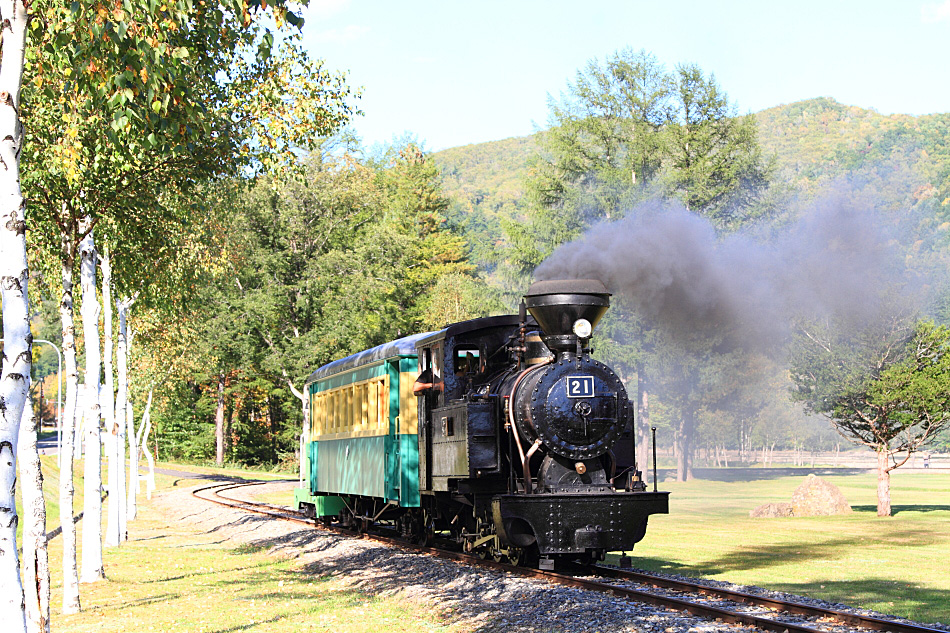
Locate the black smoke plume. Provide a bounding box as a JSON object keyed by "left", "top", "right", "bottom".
{"left": 533, "top": 194, "right": 919, "bottom": 352}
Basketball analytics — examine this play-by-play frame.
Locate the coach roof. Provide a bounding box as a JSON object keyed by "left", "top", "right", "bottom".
{"left": 305, "top": 331, "right": 438, "bottom": 385}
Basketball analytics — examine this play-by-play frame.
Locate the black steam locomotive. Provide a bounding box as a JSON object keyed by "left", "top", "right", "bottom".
{"left": 296, "top": 279, "right": 669, "bottom": 569}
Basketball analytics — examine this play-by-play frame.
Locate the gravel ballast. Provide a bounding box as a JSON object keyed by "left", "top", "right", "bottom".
{"left": 153, "top": 481, "right": 947, "bottom": 633}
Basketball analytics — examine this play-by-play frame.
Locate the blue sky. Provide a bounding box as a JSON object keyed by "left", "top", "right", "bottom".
{"left": 299, "top": 0, "right": 950, "bottom": 152}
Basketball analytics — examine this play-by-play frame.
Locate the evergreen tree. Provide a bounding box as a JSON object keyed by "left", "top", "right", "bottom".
{"left": 663, "top": 64, "right": 771, "bottom": 224}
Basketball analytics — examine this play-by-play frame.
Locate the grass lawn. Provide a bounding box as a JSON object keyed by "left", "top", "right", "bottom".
{"left": 613, "top": 469, "right": 950, "bottom": 625}
{"left": 17, "top": 457, "right": 950, "bottom": 629}
{"left": 20, "top": 457, "right": 454, "bottom": 633}
{"left": 151, "top": 460, "right": 296, "bottom": 481}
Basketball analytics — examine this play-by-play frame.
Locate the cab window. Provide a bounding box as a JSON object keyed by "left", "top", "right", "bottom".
{"left": 454, "top": 346, "right": 479, "bottom": 374}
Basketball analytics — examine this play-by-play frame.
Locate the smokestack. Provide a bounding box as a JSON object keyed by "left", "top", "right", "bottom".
{"left": 524, "top": 279, "right": 611, "bottom": 353}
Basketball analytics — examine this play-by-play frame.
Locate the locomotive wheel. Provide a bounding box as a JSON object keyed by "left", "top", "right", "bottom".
{"left": 413, "top": 510, "right": 435, "bottom": 547}
{"left": 506, "top": 548, "right": 525, "bottom": 566}
{"left": 520, "top": 545, "right": 541, "bottom": 569}
{"left": 417, "top": 529, "right": 431, "bottom": 547}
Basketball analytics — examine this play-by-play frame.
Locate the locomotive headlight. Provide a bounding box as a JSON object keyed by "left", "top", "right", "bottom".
{"left": 572, "top": 318, "right": 592, "bottom": 338}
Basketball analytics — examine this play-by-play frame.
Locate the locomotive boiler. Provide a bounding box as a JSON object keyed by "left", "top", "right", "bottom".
{"left": 295, "top": 279, "right": 669, "bottom": 569}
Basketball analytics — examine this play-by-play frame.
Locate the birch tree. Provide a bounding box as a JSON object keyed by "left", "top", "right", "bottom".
{"left": 116, "top": 294, "right": 134, "bottom": 533}
{"left": 78, "top": 228, "right": 105, "bottom": 582}
{"left": 119, "top": 303, "right": 141, "bottom": 521}
{"left": 102, "top": 247, "right": 128, "bottom": 547}
{"left": 56, "top": 236, "right": 81, "bottom": 612}
{"left": 140, "top": 392, "right": 157, "bottom": 499}
{"left": 215, "top": 373, "right": 226, "bottom": 465}
{"left": 18, "top": 399, "right": 50, "bottom": 633}
{"left": 0, "top": 0, "right": 30, "bottom": 627}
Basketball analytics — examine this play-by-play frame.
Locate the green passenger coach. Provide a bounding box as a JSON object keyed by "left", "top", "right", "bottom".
{"left": 294, "top": 332, "right": 433, "bottom": 524}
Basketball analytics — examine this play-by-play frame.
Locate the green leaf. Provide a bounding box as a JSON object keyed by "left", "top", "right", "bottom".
{"left": 285, "top": 10, "right": 304, "bottom": 28}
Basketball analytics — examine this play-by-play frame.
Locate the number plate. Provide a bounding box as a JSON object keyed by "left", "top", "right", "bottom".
{"left": 566, "top": 376, "right": 595, "bottom": 398}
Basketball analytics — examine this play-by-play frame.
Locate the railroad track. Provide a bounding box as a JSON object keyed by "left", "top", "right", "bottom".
{"left": 192, "top": 480, "right": 944, "bottom": 633}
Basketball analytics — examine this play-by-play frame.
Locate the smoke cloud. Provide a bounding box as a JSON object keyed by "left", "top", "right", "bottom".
{"left": 534, "top": 194, "right": 922, "bottom": 352}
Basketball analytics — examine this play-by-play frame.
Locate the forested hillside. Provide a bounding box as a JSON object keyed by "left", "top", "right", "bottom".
{"left": 435, "top": 97, "right": 950, "bottom": 239}
{"left": 434, "top": 135, "right": 540, "bottom": 267}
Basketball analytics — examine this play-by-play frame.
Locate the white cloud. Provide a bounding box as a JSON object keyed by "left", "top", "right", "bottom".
{"left": 312, "top": 24, "right": 371, "bottom": 44}
{"left": 306, "top": 0, "right": 351, "bottom": 20}
{"left": 922, "top": 0, "right": 950, "bottom": 23}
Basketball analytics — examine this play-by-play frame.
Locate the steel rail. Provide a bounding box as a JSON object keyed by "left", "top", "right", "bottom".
{"left": 592, "top": 566, "right": 944, "bottom": 633}
{"left": 190, "top": 481, "right": 944, "bottom": 633}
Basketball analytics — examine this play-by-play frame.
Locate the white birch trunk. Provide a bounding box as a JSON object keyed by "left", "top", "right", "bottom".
{"left": 125, "top": 318, "right": 140, "bottom": 521}
{"left": 101, "top": 249, "right": 122, "bottom": 547}
{"left": 141, "top": 391, "right": 156, "bottom": 499}
{"left": 18, "top": 399, "right": 50, "bottom": 633}
{"left": 58, "top": 252, "right": 81, "bottom": 613}
{"left": 127, "top": 398, "right": 139, "bottom": 519}
{"left": 73, "top": 397, "right": 82, "bottom": 460}
{"left": 116, "top": 296, "right": 132, "bottom": 536}
{"left": 79, "top": 228, "right": 104, "bottom": 582}
{"left": 0, "top": 0, "right": 31, "bottom": 626}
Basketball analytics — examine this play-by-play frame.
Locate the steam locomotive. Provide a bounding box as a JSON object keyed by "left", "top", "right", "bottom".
{"left": 294, "top": 279, "right": 669, "bottom": 568}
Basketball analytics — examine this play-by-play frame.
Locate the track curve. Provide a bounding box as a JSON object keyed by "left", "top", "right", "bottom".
{"left": 191, "top": 480, "right": 945, "bottom": 633}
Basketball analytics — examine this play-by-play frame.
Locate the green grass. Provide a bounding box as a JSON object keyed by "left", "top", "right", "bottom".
{"left": 49, "top": 498, "right": 453, "bottom": 633}
{"left": 23, "top": 457, "right": 456, "bottom": 633}
{"left": 21, "top": 458, "right": 950, "bottom": 628}
{"left": 152, "top": 460, "right": 296, "bottom": 481}
{"left": 617, "top": 470, "right": 950, "bottom": 625}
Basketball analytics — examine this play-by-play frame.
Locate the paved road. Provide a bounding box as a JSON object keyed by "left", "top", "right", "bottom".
{"left": 37, "top": 434, "right": 59, "bottom": 455}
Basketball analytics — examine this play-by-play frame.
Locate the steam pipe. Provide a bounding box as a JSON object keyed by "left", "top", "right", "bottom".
{"left": 524, "top": 438, "right": 543, "bottom": 491}
{"left": 506, "top": 359, "right": 552, "bottom": 494}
